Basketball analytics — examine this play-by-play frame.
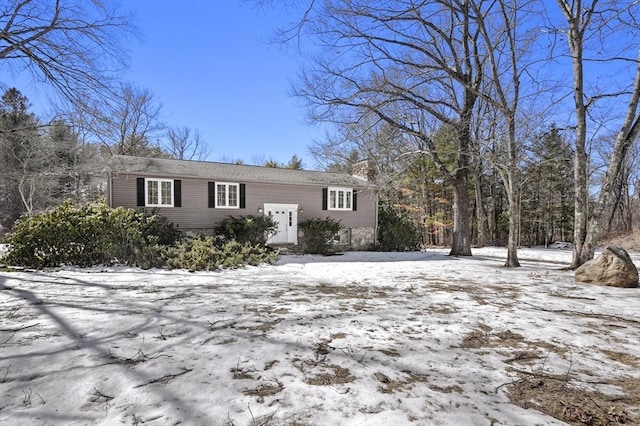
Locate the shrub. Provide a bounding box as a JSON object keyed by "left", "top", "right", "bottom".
{"left": 377, "top": 207, "right": 419, "bottom": 251}
{"left": 214, "top": 215, "right": 278, "bottom": 246}
{"left": 4, "top": 200, "right": 179, "bottom": 268}
{"left": 165, "top": 238, "right": 278, "bottom": 271}
{"left": 4, "top": 201, "right": 280, "bottom": 271}
{"left": 299, "top": 217, "right": 343, "bottom": 255}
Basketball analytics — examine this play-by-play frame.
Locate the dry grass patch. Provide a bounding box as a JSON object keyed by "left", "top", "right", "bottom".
{"left": 304, "top": 363, "right": 355, "bottom": 386}
{"left": 530, "top": 340, "right": 569, "bottom": 356}
{"left": 242, "top": 378, "right": 284, "bottom": 399}
{"left": 378, "top": 348, "right": 401, "bottom": 357}
{"left": 314, "top": 283, "right": 390, "bottom": 300}
{"left": 505, "top": 374, "right": 639, "bottom": 425}
{"left": 375, "top": 371, "right": 430, "bottom": 394}
{"left": 601, "top": 350, "right": 639, "bottom": 368}
{"left": 427, "top": 304, "right": 458, "bottom": 314}
{"left": 503, "top": 349, "right": 544, "bottom": 364}
{"left": 460, "top": 328, "right": 491, "bottom": 349}
{"left": 315, "top": 283, "right": 364, "bottom": 298}
{"left": 429, "top": 383, "right": 464, "bottom": 394}
{"left": 291, "top": 339, "right": 358, "bottom": 386}
{"left": 459, "top": 323, "right": 525, "bottom": 349}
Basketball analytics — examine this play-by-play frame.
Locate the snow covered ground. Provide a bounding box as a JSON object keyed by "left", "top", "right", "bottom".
{"left": 0, "top": 247, "right": 639, "bottom": 425}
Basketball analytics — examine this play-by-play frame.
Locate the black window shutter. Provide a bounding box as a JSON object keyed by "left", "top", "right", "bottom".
{"left": 174, "top": 180, "right": 182, "bottom": 207}
{"left": 322, "top": 188, "right": 328, "bottom": 210}
{"left": 136, "top": 178, "right": 145, "bottom": 207}
{"left": 239, "top": 184, "right": 246, "bottom": 209}
{"left": 353, "top": 190, "right": 358, "bottom": 211}
{"left": 208, "top": 182, "right": 215, "bottom": 208}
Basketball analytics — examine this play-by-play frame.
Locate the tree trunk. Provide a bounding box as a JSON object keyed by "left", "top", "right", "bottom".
{"left": 449, "top": 117, "right": 473, "bottom": 257}
{"left": 474, "top": 173, "right": 490, "bottom": 247}
{"left": 557, "top": 1, "right": 590, "bottom": 269}
{"left": 450, "top": 172, "right": 472, "bottom": 256}
{"left": 505, "top": 184, "right": 521, "bottom": 267}
{"left": 581, "top": 120, "right": 640, "bottom": 262}
{"left": 575, "top": 47, "right": 640, "bottom": 266}
{"left": 571, "top": 145, "right": 589, "bottom": 268}
{"left": 504, "top": 114, "right": 521, "bottom": 267}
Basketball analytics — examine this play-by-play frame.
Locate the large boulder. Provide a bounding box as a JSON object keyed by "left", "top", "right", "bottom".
{"left": 575, "top": 246, "right": 638, "bottom": 288}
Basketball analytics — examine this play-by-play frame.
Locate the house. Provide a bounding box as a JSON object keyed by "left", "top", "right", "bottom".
{"left": 107, "top": 155, "right": 378, "bottom": 249}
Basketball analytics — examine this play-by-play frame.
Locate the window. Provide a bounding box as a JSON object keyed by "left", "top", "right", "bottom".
{"left": 146, "top": 178, "right": 174, "bottom": 207}
{"left": 328, "top": 187, "right": 353, "bottom": 211}
{"left": 216, "top": 182, "right": 239, "bottom": 208}
{"left": 332, "top": 229, "right": 351, "bottom": 245}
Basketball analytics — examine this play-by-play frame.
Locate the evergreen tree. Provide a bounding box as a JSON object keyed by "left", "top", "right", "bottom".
{"left": 521, "top": 126, "right": 574, "bottom": 245}
{"left": 47, "top": 120, "right": 82, "bottom": 202}
{"left": 285, "top": 154, "right": 304, "bottom": 170}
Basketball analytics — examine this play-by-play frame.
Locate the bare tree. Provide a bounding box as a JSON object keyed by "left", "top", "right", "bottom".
{"left": 0, "top": 88, "right": 47, "bottom": 223}
{"left": 581, "top": 49, "right": 640, "bottom": 260}
{"left": 283, "top": 0, "right": 542, "bottom": 263}
{"left": 309, "top": 117, "right": 409, "bottom": 184}
{"left": 283, "top": 0, "right": 497, "bottom": 256}
{"left": 165, "top": 126, "right": 209, "bottom": 160}
{"left": 470, "top": 0, "right": 533, "bottom": 266}
{"left": 80, "top": 83, "right": 166, "bottom": 156}
{"left": 0, "top": 0, "right": 132, "bottom": 103}
{"left": 553, "top": 0, "right": 640, "bottom": 267}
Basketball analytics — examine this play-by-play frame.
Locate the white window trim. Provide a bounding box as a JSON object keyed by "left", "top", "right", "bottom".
{"left": 215, "top": 182, "right": 240, "bottom": 209}
{"left": 328, "top": 186, "right": 353, "bottom": 211}
{"left": 145, "top": 178, "right": 174, "bottom": 207}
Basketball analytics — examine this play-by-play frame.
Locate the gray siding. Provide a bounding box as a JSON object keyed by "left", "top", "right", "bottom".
{"left": 110, "top": 174, "right": 377, "bottom": 232}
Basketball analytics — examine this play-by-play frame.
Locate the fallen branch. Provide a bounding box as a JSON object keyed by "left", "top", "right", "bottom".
{"left": 1, "top": 365, "right": 10, "bottom": 383}
{"left": 134, "top": 367, "right": 193, "bottom": 388}
{"left": 0, "top": 323, "right": 40, "bottom": 332}
{"left": 520, "top": 301, "right": 640, "bottom": 325}
{"left": 89, "top": 388, "right": 114, "bottom": 403}
{"left": 0, "top": 323, "right": 40, "bottom": 344}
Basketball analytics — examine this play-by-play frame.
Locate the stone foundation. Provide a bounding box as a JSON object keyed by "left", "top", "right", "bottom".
{"left": 348, "top": 227, "right": 376, "bottom": 250}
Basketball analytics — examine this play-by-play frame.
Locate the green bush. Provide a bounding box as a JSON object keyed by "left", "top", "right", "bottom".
{"left": 4, "top": 201, "right": 280, "bottom": 271}
{"left": 299, "top": 217, "right": 343, "bottom": 255}
{"left": 4, "top": 200, "right": 179, "bottom": 268}
{"left": 165, "top": 238, "right": 278, "bottom": 271}
{"left": 377, "top": 207, "right": 419, "bottom": 251}
{"left": 214, "top": 215, "right": 278, "bottom": 246}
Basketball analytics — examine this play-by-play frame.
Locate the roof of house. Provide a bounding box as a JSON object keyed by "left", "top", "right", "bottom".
{"left": 108, "top": 155, "right": 373, "bottom": 188}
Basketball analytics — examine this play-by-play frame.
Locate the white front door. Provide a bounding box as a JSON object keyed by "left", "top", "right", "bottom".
{"left": 264, "top": 203, "right": 298, "bottom": 245}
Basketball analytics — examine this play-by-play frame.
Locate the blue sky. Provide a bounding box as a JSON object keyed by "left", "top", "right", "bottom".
{"left": 123, "top": 1, "right": 320, "bottom": 166}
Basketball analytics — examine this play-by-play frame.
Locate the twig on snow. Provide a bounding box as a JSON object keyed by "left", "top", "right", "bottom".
{"left": 0, "top": 323, "right": 40, "bottom": 344}
{"left": 134, "top": 367, "right": 193, "bottom": 388}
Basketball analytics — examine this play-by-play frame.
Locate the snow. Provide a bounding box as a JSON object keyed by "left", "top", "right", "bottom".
{"left": 1, "top": 247, "right": 639, "bottom": 425}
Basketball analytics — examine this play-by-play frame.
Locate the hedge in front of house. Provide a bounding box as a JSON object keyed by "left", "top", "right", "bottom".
{"left": 377, "top": 207, "right": 419, "bottom": 251}
{"left": 4, "top": 201, "right": 281, "bottom": 270}
{"left": 214, "top": 215, "right": 278, "bottom": 246}
{"left": 4, "top": 200, "right": 180, "bottom": 268}
{"left": 164, "top": 237, "right": 278, "bottom": 271}
{"left": 299, "top": 217, "right": 343, "bottom": 255}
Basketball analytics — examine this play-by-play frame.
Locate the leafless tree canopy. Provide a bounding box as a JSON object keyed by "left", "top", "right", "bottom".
{"left": 74, "top": 83, "right": 165, "bottom": 156}
{"left": 277, "top": 0, "right": 640, "bottom": 265}
{"left": 165, "top": 126, "right": 209, "bottom": 161}
{"left": 0, "top": 0, "right": 133, "bottom": 103}
{"left": 280, "top": 0, "right": 545, "bottom": 260}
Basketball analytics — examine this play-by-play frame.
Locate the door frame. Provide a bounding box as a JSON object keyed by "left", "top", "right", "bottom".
{"left": 263, "top": 203, "right": 299, "bottom": 245}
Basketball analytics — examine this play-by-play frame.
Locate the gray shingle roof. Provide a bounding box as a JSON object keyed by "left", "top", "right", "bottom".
{"left": 108, "top": 155, "right": 373, "bottom": 188}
